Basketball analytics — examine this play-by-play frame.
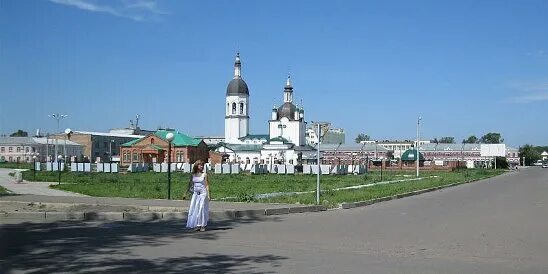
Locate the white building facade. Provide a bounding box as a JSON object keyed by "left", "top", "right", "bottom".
{"left": 218, "top": 53, "right": 314, "bottom": 165}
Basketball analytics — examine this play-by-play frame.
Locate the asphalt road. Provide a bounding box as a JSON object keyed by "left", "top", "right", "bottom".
{"left": 1, "top": 168, "right": 547, "bottom": 273}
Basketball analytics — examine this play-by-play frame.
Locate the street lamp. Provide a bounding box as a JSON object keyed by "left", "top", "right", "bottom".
{"left": 32, "top": 153, "right": 39, "bottom": 181}
{"left": 166, "top": 132, "right": 174, "bottom": 200}
{"left": 48, "top": 113, "right": 68, "bottom": 160}
{"left": 311, "top": 121, "right": 330, "bottom": 205}
{"left": 64, "top": 128, "right": 72, "bottom": 164}
{"left": 57, "top": 155, "right": 63, "bottom": 185}
{"left": 416, "top": 116, "right": 422, "bottom": 177}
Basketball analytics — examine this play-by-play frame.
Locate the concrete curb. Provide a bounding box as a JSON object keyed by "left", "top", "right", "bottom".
{"left": 0, "top": 205, "right": 328, "bottom": 222}
{"left": 340, "top": 180, "right": 470, "bottom": 209}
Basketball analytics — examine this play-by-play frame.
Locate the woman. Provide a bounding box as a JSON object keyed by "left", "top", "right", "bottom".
{"left": 186, "top": 160, "right": 210, "bottom": 232}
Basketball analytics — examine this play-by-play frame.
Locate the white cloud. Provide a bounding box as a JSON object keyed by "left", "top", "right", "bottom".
{"left": 511, "top": 93, "right": 548, "bottom": 103}
{"left": 509, "top": 82, "right": 548, "bottom": 103}
{"left": 48, "top": 0, "right": 167, "bottom": 21}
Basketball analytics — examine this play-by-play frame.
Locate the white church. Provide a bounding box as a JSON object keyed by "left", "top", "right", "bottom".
{"left": 216, "top": 53, "right": 315, "bottom": 166}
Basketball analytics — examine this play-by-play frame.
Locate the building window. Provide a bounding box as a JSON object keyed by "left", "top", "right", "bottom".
{"left": 176, "top": 151, "right": 184, "bottom": 162}
{"left": 17, "top": 147, "right": 21, "bottom": 153}
{"left": 240, "top": 103, "right": 244, "bottom": 114}
{"left": 0, "top": 147, "right": 4, "bottom": 152}
{"left": 9, "top": 157, "right": 12, "bottom": 162}
{"left": 9, "top": 147, "right": 12, "bottom": 152}
{"left": 132, "top": 153, "right": 139, "bottom": 162}
{"left": 25, "top": 147, "right": 29, "bottom": 153}
{"left": 227, "top": 103, "right": 230, "bottom": 114}
{"left": 232, "top": 103, "right": 236, "bottom": 114}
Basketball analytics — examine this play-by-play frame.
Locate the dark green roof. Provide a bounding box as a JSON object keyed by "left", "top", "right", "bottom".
{"left": 267, "top": 136, "right": 291, "bottom": 144}
{"left": 121, "top": 138, "right": 140, "bottom": 147}
{"left": 155, "top": 130, "right": 201, "bottom": 146}
{"left": 239, "top": 134, "right": 269, "bottom": 141}
{"left": 218, "top": 143, "right": 262, "bottom": 152}
{"left": 401, "top": 149, "right": 425, "bottom": 161}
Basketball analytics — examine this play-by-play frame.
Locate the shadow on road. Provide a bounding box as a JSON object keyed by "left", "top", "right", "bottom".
{"left": 0, "top": 217, "right": 286, "bottom": 273}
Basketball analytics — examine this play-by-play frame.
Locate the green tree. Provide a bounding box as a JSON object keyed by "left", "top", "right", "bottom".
{"left": 464, "top": 135, "right": 478, "bottom": 144}
{"left": 519, "top": 144, "right": 541, "bottom": 165}
{"left": 355, "top": 133, "right": 370, "bottom": 143}
{"left": 480, "top": 132, "right": 504, "bottom": 144}
{"left": 439, "top": 136, "right": 455, "bottom": 143}
{"left": 10, "top": 130, "right": 28, "bottom": 137}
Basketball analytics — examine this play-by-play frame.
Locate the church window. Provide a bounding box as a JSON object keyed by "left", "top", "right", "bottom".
{"left": 227, "top": 103, "right": 230, "bottom": 114}
{"left": 151, "top": 138, "right": 154, "bottom": 144}
{"left": 240, "top": 103, "right": 244, "bottom": 114}
{"left": 232, "top": 103, "right": 236, "bottom": 114}
{"left": 246, "top": 157, "right": 250, "bottom": 164}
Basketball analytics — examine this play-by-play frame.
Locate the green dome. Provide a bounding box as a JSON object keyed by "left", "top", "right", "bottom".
{"left": 401, "top": 149, "right": 425, "bottom": 161}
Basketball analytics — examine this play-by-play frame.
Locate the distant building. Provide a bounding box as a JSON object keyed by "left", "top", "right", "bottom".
{"left": 120, "top": 129, "right": 209, "bottom": 166}
{"left": 50, "top": 131, "right": 144, "bottom": 162}
{"left": 319, "top": 143, "right": 391, "bottom": 165}
{"left": 194, "top": 136, "right": 225, "bottom": 147}
{"left": 306, "top": 127, "right": 345, "bottom": 145}
{"left": 416, "top": 143, "right": 519, "bottom": 167}
{"left": 215, "top": 53, "right": 315, "bottom": 165}
{"left": 0, "top": 137, "right": 83, "bottom": 162}
{"left": 360, "top": 140, "right": 431, "bottom": 159}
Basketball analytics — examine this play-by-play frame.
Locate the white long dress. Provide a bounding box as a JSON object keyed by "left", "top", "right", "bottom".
{"left": 186, "top": 173, "right": 209, "bottom": 228}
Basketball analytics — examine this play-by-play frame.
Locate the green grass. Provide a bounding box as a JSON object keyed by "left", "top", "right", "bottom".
{"left": 0, "top": 162, "right": 32, "bottom": 169}
{"left": 0, "top": 185, "right": 9, "bottom": 194}
{"left": 20, "top": 169, "right": 505, "bottom": 206}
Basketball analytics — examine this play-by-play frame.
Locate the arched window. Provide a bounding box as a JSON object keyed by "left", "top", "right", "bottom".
{"left": 227, "top": 103, "right": 229, "bottom": 114}
{"left": 240, "top": 103, "right": 244, "bottom": 114}
{"left": 232, "top": 103, "right": 236, "bottom": 114}
{"left": 151, "top": 138, "right": 154, "bottom": 144}
{"left": 246, "top": 157, "right": 250, "bottom": 164}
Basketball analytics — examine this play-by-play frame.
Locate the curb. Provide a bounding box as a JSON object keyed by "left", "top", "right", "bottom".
{"left": 0, "top": 205, "right": 328, "bottom": 222}
{"left": 340, "top": 180, "right": 472, "bottom": 209}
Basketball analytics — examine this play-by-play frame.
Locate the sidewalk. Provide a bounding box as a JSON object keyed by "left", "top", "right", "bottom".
{"left": 0, "top": 168, "right": 87, "bottom": 197}
{"left": 0, "top": 168, "right": 326, "bottom": 222}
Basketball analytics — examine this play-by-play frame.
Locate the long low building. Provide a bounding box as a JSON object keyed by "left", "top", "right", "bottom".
{"left": 0, "top": 137, "right": 84, "bottom": 162}
{"left": 318, "top": 143, "right": 391, "bottom": 165}
{"left": 50, "top": 131, "right": 144, "bottom": 162}
{"left": 417, "top": 143, "right": 520, "bottom": 166}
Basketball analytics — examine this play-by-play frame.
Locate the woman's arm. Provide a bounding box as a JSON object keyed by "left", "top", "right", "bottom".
{"left": 187, "top": 174, "right": 193, "bottom": 195}
{"left": 205, "top": 173, "right": 211, "bottom": 200}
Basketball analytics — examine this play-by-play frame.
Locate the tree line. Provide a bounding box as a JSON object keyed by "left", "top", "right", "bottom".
{"left": 355, "top": 132, "right": 504, "bottom": 144}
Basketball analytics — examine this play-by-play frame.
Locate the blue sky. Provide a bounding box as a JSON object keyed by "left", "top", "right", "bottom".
{"left": 1, "top": 0, "right": 547, "bottom": 147}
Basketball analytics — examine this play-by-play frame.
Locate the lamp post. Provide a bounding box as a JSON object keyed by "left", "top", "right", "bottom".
{"left": 32, "top": 153, "right": 39, "bottom": 181}
{"left": 416, "top": 116, "right": 422, "bottom": 177}
{"left": 48, "top": 113, "right": 68, "bottom": 160}
{"left": 311, "top": 121, "right": 330, "bottom": 205}
{"left": 166, "top": 132, "right": 174, "bottom": 200}
{"left": 64, "top": 128, "right": 72, "bottom": 164}
{"left": 57, "top": 155, "right": 63, "bottom": 185}
{"left": 109, "top": 140, "right": 114, "bottom": 162}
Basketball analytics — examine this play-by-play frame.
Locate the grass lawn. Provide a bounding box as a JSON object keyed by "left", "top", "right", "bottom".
{"left": 0, "top": 185, "right": 9, "bottom": 194}
{"left": 21, "top": 169, "right": 505, "bottom": 206}
{"left": 0, "top": 162, "right": 32, "bottom": 169}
